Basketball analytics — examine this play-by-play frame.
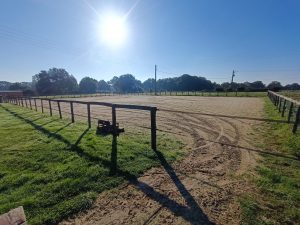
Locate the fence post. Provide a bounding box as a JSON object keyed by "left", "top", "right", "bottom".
{"left": 288, "top": 102, "right": 294, "bottom": 123}
{"left": 70, "top": 102, "right": 74, "bottom": 123}
{"left": 151, "top": 107, "right": 157, "bottom": 151}
{"left": 58, "top": 101, "right": 62, "bottom": 119}
{"left": 25, "top": 98, "right": 28, "bottom": 108}
{"left": 48, "top": 100, "right": 52, "bottom": 116}
{"left": 34, "top": 99, "right": 37, "bottom": 111}
{"left": 29, "top": 98, "right": 32, "bottom": 110}
{"left": 41, "top": 99, "right": 44, "bottom": 113}
{"left": 110, "top": 104, "right": 117, "bottom": 175}
{"left": 87, "top": 103, "right": 91, "bottom": 128}
{"left": 292, "top": 106, "right": 300, "bottom": 133}
{"left": 278, "top": 97, "right": 282, "bottom": 112}
{"left": 281, "top": 99, "right": 287, "bottom": 117}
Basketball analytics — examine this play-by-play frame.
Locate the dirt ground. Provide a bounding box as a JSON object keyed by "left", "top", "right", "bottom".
{"left": 52, "top": 96, "right": 264, "bottom": 225}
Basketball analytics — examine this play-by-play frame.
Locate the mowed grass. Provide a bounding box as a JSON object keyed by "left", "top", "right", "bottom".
{"left": 280, "top": 90, "right": 300, "bottom": 101}
{"left": 240, "top": 99, "right": 300, "bottom": 225}
{"left": 0, "top": 104, "right": 184, "bottom": 225}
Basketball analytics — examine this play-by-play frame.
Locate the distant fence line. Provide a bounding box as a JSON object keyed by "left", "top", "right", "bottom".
{"left": 4, "top": 96, "right": 158, "bottom": 151}
{"left": 268, "top": 91, "right": 300, "bottom": 133}
{"left": 35, "top": 91, "right": 267, "bottom": 99}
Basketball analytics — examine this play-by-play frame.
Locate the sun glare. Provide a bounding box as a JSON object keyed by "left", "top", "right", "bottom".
{"left": 100, "top": 13, "right": 128, "bottom": 48}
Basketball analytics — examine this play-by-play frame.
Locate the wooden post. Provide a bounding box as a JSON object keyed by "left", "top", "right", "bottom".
{"left": 48, "top": 100, "right": 52, "bottom": 116}
{"left": 278, "top": 97, "right": 282, "bottom": 112}
{"left": 25, "top": 99, "right": 28, "bottom": 108}
{"left": 34, "top": 99, "right": 37, "bottom": 111}
{"left": 110, "top": 105, "right": 117, "bottom": 175}
{"left": 21, "top": 98, "right": 24, "bottom": 107}
{"left": 29, "top": 98, "right": 32, "bottom": 110}
{"left": 151, "top": 108, "right": 157, "bottom": 151}
{"left": 288, "top": 102, "right": 294, "bottom": 123}
{"left": 41, "top": 99, "right": 44, "bottom": 113}
{"left": 87, "top": 103, "right": 91, "bottom": 128}
{"left": 58, "top": 101, "right": 62, "bottom": 119}
{"left": 281, "top": 99, "right": 287, "bottom": 117}
{"left": 292, "top": 106, "right": 300, "bottom": 134}
{"left": 70, "top": 102, "right": 74, "bottom": 123}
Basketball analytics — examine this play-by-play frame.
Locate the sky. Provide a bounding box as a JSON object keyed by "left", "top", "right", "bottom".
{"left": 0, "top": 0, "right": 299, "bottom": 85}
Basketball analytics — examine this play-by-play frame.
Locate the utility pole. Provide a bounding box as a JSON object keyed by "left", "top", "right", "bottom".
{"left": 231, "top": 70, "right": 236, "bottom": 84}
{"left": 155, "top": 65, "right": 157, "bottom": 96}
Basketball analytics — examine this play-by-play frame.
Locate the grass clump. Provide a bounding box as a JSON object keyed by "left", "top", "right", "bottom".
{"left": 240, "top": 98, "right": 300, "bottom": 225}
{"left": 0, "top": 104, "right": 184, "bottom": 224}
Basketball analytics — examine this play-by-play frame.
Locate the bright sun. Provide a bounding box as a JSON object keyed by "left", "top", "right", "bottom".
{"left": 100, "top": 13, "right": 128, "bottom": 47}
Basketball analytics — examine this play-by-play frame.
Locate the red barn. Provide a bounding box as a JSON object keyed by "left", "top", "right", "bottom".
{"left": 0, "top": 90, "right": 23, "bottom": 103}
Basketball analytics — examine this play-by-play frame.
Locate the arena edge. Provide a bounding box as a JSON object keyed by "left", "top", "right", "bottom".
{"left": 240, "top": 98, "right": 300, "bottom": 225}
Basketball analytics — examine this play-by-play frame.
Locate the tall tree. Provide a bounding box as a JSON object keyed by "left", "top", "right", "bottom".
{"left": 142, "top": 78, "right": 155, "bottom": 92}
{"left": 9, "top": 82, "right": 27, "bottom": 90}
{"left": 110, "top": 74, "right": 142, "bottom": 93}
{"left": 79, "top": 77, "right": 98, "bottom": 94}
{"left": 32, "top": 68, "right": 78, "bottom": 95}
{"left": 284, "top": 83, "right": 300, "bottom": 90}
{"left": 98, "top": 80, "right": 111, "bottom": 92}
{"left": 267, "top": 81, "right": 283, "bottom": 91}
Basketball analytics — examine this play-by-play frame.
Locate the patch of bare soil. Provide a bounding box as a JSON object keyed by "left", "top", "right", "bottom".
{"left": 57, "top": 96, "right": 263, "bottom": 225}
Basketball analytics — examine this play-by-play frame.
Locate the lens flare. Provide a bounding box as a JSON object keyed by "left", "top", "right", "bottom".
{"left": 100, "top": 13, "right": 128, "bottom": 47}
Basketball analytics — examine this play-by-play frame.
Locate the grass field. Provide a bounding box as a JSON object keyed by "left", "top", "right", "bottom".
{"left": 0, "top": 104, "right": 183, "bottom": 225}
{"left": 240, "top": 99, "right": 300, "bottom": 225}
{"left": 280, "top": 90, "right": 300, "bottom": 101}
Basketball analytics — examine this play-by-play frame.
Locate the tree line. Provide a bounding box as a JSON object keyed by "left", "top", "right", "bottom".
{"left": 1, "top": 67, "right": 300, "bottom": 96}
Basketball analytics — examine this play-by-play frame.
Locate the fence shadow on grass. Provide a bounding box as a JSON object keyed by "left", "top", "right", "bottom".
{"left": 1, "top": 105, "right": 214, "bottom": 225}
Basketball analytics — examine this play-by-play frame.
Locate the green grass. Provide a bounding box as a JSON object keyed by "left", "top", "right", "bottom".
{"left": 240, "top": 98, "right": 300, "bottom": 225}
{"left": 280, "top": 90, "right": 300, "bottom": 101}
{"left": 0, "top": 103, "right": 184, "bottom": 225}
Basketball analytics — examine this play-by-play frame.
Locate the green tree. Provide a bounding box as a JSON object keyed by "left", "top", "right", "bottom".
{"left": 79, "top": 77, "right": 98, "bottom": 94}
{"left": 32, "top": 68, "right": 78, "bottom": 95}
{"left": 267, "top": 81, "right": 283, "bottom": 91}
{"left": 9, "top": 82, "right": 27, "bottom": 90}
{"left": 284, "top": 83, "right": 300, "bottom": 90}
{"left": 98, "top": 80, "right": 111, "bottom": 92}
{"left": 110, "top": 74, "right": 142, "bottom": 93}
{"left": 142, "top": 78, "right": 155, "bottom": 92}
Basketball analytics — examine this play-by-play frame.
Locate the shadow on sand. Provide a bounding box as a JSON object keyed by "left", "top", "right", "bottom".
{"left": 198, "top": 137, "right": 299, "bottom": 161}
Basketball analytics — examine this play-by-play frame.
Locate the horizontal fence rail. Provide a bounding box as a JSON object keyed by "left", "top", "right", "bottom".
{"left": 268, "top": 91, "right": 300, "bottom": 133}
{"left": 3, "top": 96, "right": 157, "bottom": 151}
{"left": 33, "top": 91, "right": 268, "bottom": 99}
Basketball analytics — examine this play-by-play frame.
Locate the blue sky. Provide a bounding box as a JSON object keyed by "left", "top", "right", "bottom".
{"left": 0, "top": 0, "right": 299, "bottom": 84}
